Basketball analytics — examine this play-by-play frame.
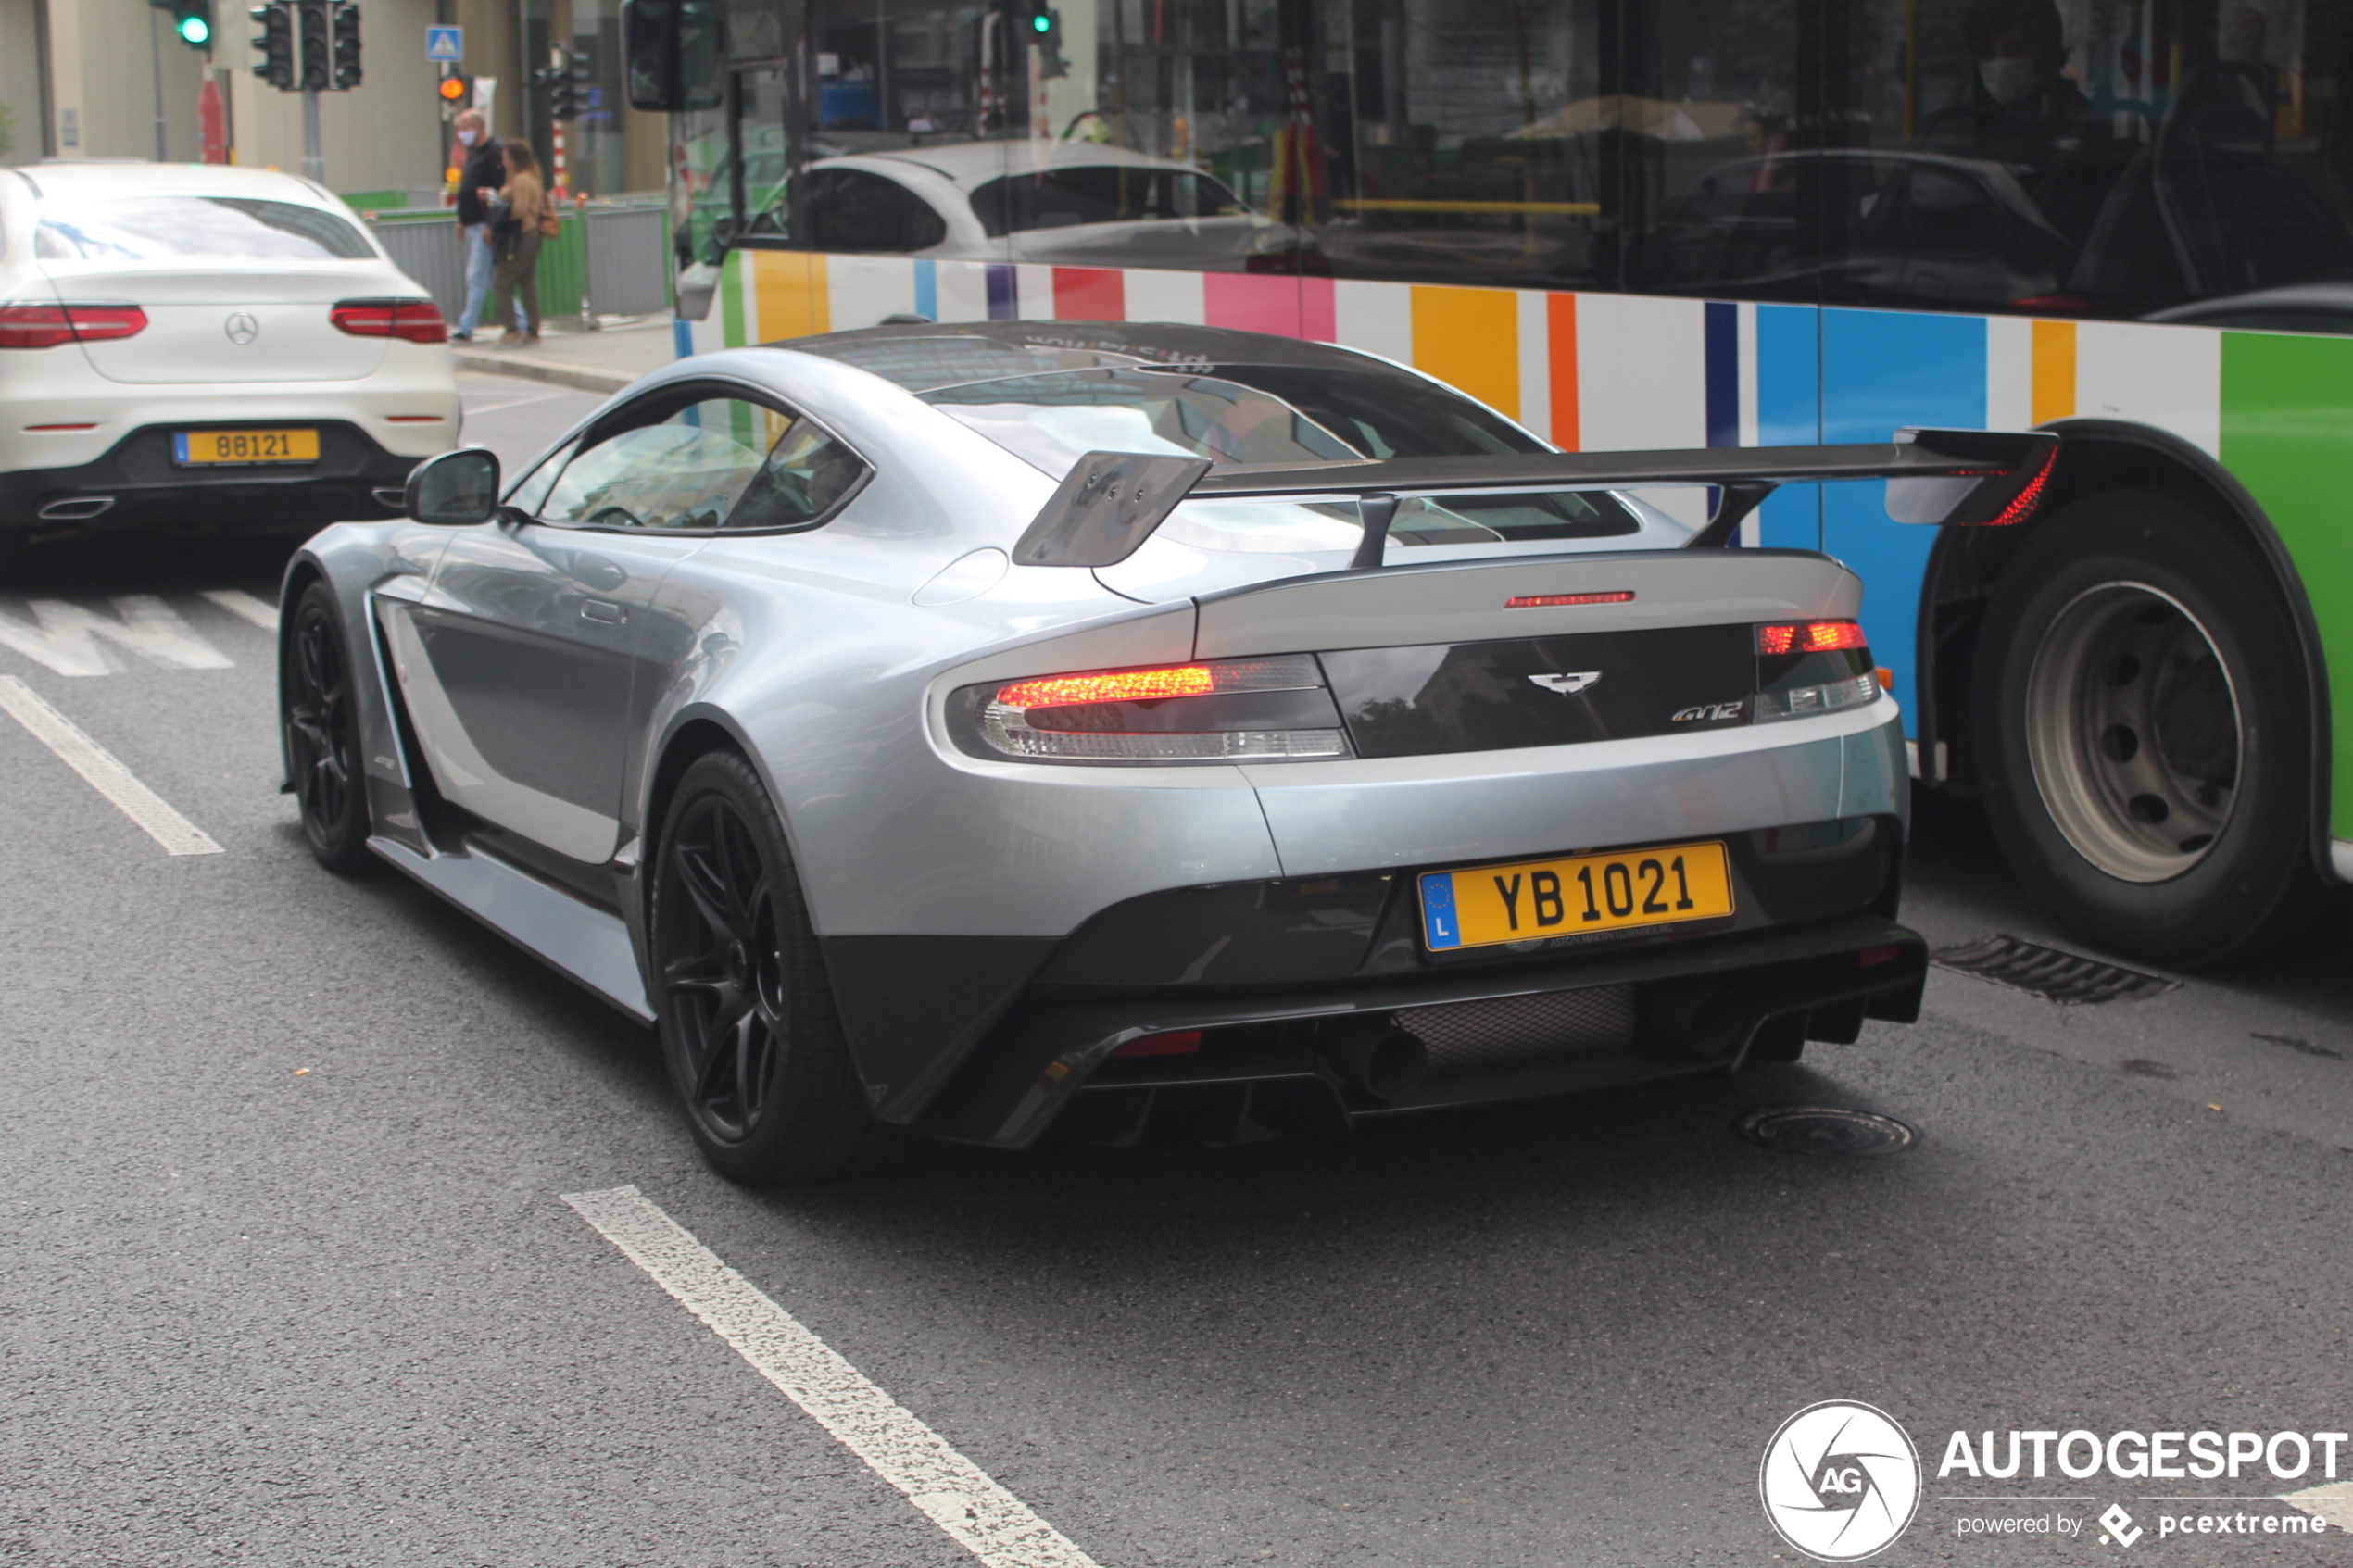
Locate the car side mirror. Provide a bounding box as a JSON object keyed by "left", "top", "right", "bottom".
{"left": 405, "top": 448, "right": 501, "bottom": 525}
{"left": 623, "top": 0, "right": 723, "bottom": 112}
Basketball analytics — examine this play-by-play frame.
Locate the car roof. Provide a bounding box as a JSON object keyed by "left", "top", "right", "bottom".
{"left": 840, "top": 140, "right": 1224, "bottom": 192}
{"left": 775, "top": 320, "right": 1425, "bottom": 393}
{"left": 13, "top": 160, "right": 344, "bottom": 209}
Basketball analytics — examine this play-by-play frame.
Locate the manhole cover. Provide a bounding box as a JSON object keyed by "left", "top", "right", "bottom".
{"left": 1737, "top": 1105, "right": 1919, "bottom": 1155}
{"left": 1932, "top": 935, "right": 2179, "bottom": 1005}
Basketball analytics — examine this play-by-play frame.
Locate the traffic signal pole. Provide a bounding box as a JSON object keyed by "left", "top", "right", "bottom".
{"left": 302, "top": 87, "right": 324, "bottom": 182}
{"left": 149, "top": 5, "right": 170, "bottom": 161}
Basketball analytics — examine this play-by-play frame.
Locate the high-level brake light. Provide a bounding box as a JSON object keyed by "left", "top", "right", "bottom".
{"left": 1985, "top": 443, "right": 2057, "bottom": 526}
{"left": 1504, "top": 590, "right": 1635, "bottom": 609}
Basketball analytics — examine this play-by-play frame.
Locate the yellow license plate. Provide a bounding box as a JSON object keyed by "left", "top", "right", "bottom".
{"left": 173, "top": 428, "right": 320, "bottom": 465}
{"left": 1417, "top": 840, "right": 1735, "bottom": 950}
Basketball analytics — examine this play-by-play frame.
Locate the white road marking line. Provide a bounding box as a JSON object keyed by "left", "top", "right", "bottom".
{"left": 0, "top": 596, "right": 233, "bottom": 676}
{"left": 562, "top": 1185, "right": 1101, "bottom": 1568}
{"left": 2284, "top": 1480, "right": 2353, "bottom": 1532}
{"left": 458, "top": 388, "right": 564, "bottom": 412}
{"left": 0, "top": 676, "right": 223, "bottom": 856}
{"left": 200, "top": 589, "right": 279, "bottom": 632}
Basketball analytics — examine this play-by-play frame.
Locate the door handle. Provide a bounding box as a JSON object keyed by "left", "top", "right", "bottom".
{"left": 581, "top": 599, "right": 627, "bottom": 624}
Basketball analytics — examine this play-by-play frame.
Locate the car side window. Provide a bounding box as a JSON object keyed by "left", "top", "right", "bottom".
{"left": 505, "top": 439, "right": 577, "bottom": 515}
{"left": 722, "top": 417, "right": 869, "bottom": 530}
{"left": 803, "top": 169, "right": 947, "bottom": 254}
{"left": 539, "top": 396, "right": 796, "bottom": 530}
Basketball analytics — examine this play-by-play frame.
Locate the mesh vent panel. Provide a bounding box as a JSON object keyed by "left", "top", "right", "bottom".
{"left": 1395, "top": 986, "right": 1636, "bottom": 1073}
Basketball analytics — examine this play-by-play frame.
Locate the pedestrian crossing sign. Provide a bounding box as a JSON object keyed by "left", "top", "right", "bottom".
{"left": 425, "top": 25, "right": 462, "bottom": 62}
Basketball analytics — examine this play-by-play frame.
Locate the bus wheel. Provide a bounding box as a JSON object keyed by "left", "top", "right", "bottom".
{"left": 1971, "top": 487, "right": 2328, "bottom": 967}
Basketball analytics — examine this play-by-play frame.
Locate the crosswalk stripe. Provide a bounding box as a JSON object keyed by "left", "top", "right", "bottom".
{"left": 0, "top": 676, "right": 223, "bottom": 855}
{"left": 2284, "top": 1480, "right": 2353, "bottom": 1534}
{"left": 201, "top": 589, "right": 280, "bottom": 632}
{"left": 0, "top": 596, "right": 233, "bottom": 676}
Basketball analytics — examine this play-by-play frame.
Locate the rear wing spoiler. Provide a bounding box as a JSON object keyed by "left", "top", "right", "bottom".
{"left": 1009, "top": 427, "right": 2059, "bottom": 570}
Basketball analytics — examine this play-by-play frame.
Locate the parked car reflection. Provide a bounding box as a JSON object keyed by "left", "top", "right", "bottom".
{"left": 757, "top": 142, "right": 1290, "bottom": 270}
{"left": 1641, "top": 148, "right": 2080, "bottom": 307}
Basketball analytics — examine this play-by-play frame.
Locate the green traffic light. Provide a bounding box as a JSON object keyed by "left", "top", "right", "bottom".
{"left": 1031, "top": 12, "right": 1050, "bottom": 31}
{"left": 179, "top": 12, "right": 210, "bottom": 41}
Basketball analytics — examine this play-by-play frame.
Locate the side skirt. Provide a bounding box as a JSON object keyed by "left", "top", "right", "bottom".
{"left": 369, "top": 834, "right": 655, "bottom": 1025}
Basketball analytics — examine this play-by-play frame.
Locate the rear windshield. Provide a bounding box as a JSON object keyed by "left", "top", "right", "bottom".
{"left": 972, "top": 168, "right": 1248, "bottom": 236}
{"left": 36, "top": 195, "right": 376, "bottom": 264}
{"left": 920, "top": 363, "right": 1641, "bottom": 549}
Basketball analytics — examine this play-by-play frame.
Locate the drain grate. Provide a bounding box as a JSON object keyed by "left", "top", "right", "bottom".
{"left": 1932, "top": 935, "right": 2179, "bottom": 1005}
{"left": 1737, "top": 1106, "right": 1919, "bottom": 1155}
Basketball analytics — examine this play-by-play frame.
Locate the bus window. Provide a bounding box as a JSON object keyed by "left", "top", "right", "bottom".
{"left": 1831, "top": 0, "right": 2353, "bottom": 318}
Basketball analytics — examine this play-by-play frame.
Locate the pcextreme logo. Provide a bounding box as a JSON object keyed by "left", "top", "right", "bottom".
{"left": 1760, "top": 1400, "right": 1925, "bottom": 1561}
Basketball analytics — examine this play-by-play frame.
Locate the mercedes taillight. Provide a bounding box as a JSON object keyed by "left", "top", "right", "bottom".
{"left": 332, "top": 298, "right": 449, "bottom": 344}
{"left": 0, "top": 303, "right": 148, "bottom": 349}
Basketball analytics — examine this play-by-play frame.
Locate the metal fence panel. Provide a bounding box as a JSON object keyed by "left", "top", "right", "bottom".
{"left": 368, "top": 206, "right": 671, "bottom": 326}
{"left": 369, "top": 217, "right": 468, "bottom": 320}
{"left": 582, "top": 207, "right": 673, "bottom": 317}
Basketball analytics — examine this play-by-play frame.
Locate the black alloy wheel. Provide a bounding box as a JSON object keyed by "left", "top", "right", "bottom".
{"left": 649, "top": 750, "right": 900, "bottom": 1184}
{"left": 1972, "top": 487, "right": 2330, "bottom": 967}
{"left": 283, "top": 582, "right": 372, "bottom": 872}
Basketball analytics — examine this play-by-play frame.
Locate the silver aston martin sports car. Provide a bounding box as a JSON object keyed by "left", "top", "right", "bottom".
{"left": 277, "top": 320, "right": 2052, "bottom": 1182}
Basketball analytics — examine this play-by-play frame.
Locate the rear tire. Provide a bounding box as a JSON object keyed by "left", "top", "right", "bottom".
{"left": 649, "top": 750, "right": 905, "bottom": 1184}
{"left": 1971, "top": 487, "right": 2328, "bottom": 967}
{"left": 282, "top": 582, "right": 373, "bottom": 873}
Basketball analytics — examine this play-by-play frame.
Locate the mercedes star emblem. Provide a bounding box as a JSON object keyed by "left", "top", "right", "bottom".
{"left": 223, "top": 312, "right": 260, "bottom": 345}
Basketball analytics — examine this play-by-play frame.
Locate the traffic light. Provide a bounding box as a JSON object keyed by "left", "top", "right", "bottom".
{"left": 538, "top": 56, "right": 587, "bottom": 120}
{"left": 156, "top": 0, "right": 215, "bottom": 49}
{"left": 295, "top": 0, "right": 331, "bottom": 90}
{"left": 250, "top": 1, "right": 294, "bottom": 89}
{"left": 1026, "top": 3, "right": 1066, "bottom": 78}
{"left": 153, "top": 0, "right": 213, "bottom": 50}
{"left": 330, "top": 1, "right": 360, "bottom": 89}
{"left": 437, "top": 66, "right": 472, "bottom": 110}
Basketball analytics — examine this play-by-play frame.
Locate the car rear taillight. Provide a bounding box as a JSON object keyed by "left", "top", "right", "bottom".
{"left": 1756, "top": 621, "right": 1869, "bottom": 656}
{"left": 1755, "top": 619, "right": 1879, "bottom": 721}
{"left": 332, "top": 298, "right": 448, "bottom": 344}
{"left": 0, "top": 302, "right": 148, "bottom": 349}
{"left": 953, "top": 654, "right": 1352, "bottom": 763}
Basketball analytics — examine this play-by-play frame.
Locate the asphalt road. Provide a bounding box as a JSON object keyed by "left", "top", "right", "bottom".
{"left": 3, "top": 371, "right": 2349, "bottom": 1567}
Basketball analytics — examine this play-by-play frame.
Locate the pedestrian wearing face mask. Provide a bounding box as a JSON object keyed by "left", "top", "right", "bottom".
{"left": 450, "top": 111, "right": 511, "bottom": 343}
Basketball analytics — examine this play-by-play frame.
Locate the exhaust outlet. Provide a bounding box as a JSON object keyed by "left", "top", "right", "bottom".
{"left": 1641, "top": 986, "right": 1754, "bottom": 1056}
{"left": 36, "top": 496, "right": 114, "bottom": 521}
{"left": 1319, "top": 1015, "right": 1428, "bottom": 1102}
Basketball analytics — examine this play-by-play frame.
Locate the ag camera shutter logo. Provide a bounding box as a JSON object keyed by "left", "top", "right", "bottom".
{"left": 1760, "top": 1400, "right": 1923, "bottom": 1561}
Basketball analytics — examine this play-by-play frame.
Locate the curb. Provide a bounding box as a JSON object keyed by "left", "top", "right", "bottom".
{"left": 451, "top": 345, "right": 635, "bottom": 395}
